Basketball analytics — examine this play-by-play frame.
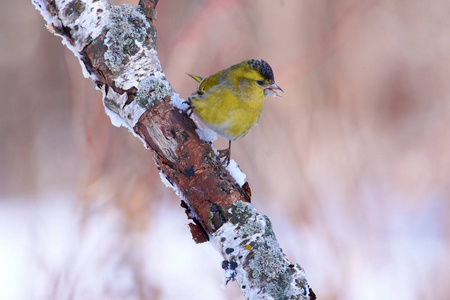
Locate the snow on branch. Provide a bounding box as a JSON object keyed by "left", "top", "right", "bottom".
{"left": 32, "top": 0, "right": 315, "bottom": 298}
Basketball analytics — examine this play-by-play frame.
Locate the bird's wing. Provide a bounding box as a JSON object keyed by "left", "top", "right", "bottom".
{"left": 197, "top": 75, "right": 220, "bottom": 94}
{"left": 187, "top": 73, "right": 221, "bottom": 94}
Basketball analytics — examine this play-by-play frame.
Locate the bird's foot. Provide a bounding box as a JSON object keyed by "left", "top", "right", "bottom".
{"left": 218, "top": 148, "right": 231, "bottom": 166}
{"left": 218, "top": 140, "right": 232, "bottom": 166}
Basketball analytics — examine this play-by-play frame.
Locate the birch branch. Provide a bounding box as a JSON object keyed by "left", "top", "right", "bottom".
{"left": 32, "top": 0, "right": 315, "bottom": 298}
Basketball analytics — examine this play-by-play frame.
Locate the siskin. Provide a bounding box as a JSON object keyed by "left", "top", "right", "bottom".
{"left": 187, "top": 59, "right": 283, "bottom": 165}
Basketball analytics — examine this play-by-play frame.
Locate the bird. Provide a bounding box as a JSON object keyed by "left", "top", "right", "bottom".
{"left": 187, "top": 59, "right": 283, "bottom": 166}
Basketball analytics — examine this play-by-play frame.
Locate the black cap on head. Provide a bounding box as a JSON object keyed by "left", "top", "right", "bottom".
{"left": 248, "top": 59, "right": 274, "bottom": 82}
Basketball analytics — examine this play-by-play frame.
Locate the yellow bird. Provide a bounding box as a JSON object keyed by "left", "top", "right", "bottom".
{"left": 187, "top": 59, "right": 283, "bottom": 165}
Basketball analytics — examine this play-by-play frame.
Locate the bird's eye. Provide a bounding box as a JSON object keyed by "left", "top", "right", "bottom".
{"left": 256, "top": 80, "right": 264, "bottom": 86}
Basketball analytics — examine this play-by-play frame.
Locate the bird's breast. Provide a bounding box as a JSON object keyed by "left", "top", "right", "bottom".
{"left": 190, "top": 83, "right": 265, "bottom": 140}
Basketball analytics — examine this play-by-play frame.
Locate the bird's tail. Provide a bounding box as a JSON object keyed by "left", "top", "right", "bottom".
{"left": 186, "top": 73, "right": 204, "bottom": 83}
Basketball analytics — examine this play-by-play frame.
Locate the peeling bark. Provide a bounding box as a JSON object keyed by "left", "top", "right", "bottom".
{"left": 134, "top": 102, "right": 251, "bottom": 236}
{"left": 32, "top": 0, "right": 314, "bottom": 298}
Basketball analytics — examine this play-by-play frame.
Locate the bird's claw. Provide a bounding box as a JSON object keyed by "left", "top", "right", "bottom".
{"left": 218, "top": 148, "right": 231, "bottom": 166}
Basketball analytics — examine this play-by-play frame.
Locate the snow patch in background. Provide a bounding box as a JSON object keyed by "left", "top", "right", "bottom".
{"left": 0, "top": 195, "right": 241, "bottom": 300}
{"left": 265, "top": 189, "right": 447, "bottom": 300}
{"left": 0, "top": 191, "right": 446, "bottom": 300}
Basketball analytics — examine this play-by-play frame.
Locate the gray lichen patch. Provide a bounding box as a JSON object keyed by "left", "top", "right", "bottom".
{"left": 227, "top": 201, "right": 255, "bottom": 227}
{"left": 211, "top": 201, "right": 311, "bottom": 299}
{"left": 100, "top": 3, "right": 163, "bottom": 92}
{"left": 248, "top": 241, "right": 292, "bottom": 298}
{"left": 250, "top": 242, "right": 285, "bottom": 280}
{"left": 226, "top": 201, "right": 270, "bottom": 240}
{"left": 104, "top": 4, "right": 151, "bottom": 74}
{"left": 135, "top": 76, "right": 170, "bottom": 109}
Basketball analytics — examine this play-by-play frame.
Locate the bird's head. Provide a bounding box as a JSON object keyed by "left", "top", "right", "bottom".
{"left": 247, "top": 59, "right": 283, "bottom": 97}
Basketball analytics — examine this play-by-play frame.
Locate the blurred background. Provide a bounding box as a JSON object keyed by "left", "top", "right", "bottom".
{"left": 1, "top": 0, "right": 450, "bottom": 299}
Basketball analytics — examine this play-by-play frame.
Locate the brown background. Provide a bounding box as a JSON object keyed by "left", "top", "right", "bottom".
{"left": 1, "top": 0, "right": 449, "bottom": 299}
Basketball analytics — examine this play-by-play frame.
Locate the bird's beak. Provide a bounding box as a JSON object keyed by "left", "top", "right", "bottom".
{"left": 265, "top": 83, "right": 284, "bottom": 98}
